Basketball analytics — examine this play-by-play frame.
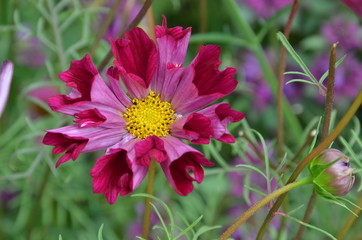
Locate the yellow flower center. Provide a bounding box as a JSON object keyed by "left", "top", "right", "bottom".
{"left": 123, "top": 91, "right": 175, "bottom": 139}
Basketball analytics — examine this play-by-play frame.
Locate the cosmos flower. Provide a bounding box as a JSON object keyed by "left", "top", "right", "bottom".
{"left": 0, "top": 60, "right": 14, "bottom": 118}
{"left": 237, "top": 0, "right": 293, "bottom": 18}
{"left": 43, "top": 17, "right": 245, "bottom": 204}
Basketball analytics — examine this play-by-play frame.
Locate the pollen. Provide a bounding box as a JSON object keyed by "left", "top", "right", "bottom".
{"left": 123, "top": 91, "right": 175, "bottom": 139}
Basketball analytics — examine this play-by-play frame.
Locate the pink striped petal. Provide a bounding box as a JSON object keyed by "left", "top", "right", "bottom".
{"left": 0, "top": 61, "right": 14, "bottom": 117}
{"left": 106, "top": 66, "right": 132, "bottom": 107}
{"left": 152, "top": 16, "right": 191, "bottom": 97}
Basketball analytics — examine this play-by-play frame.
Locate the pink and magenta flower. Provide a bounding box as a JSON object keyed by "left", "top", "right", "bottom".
{"left": 43, "top": 17, "right": 245, "bottom": 204}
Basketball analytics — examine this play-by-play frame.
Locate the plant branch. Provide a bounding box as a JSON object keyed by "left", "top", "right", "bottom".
{"left": 277, "top": 0, "right": 300, "bottom": 158}
{"left": 336, "top": 194, "right": 362, "bottom": 239}
{"left": 142, "top": 159, "right": 156, "bottom": 239}
{"left": 98, "top": 0, "right": 154, "bottom": 72}
{"left": 256, "top": 89, "right": 362, "bottom": 240}
{"left": 90, "top": 0, "right": 123, "bottom": 57}
{"left": 219, "top": 177, "right": 312, "bottom": 240}
{"left": 295, "top": 43, "right": 337, "bottom": 240}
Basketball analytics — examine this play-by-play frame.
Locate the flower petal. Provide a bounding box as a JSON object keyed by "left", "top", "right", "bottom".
{"left": 43, "top": 125, "right": 125, "bottom": 167}
{"left": 134, "top": 136, "right": 168, "bottom": 166}
{"left": 197, "top": 103, "right": 245, "bottom": 143}
{"left": 170, "top": 113, "right": 213, "bottom": 144}
{"left": 73, "top": 108, "right": 106, "bottom": 127}
{"left": 152, "top": 16, "right": 191, "bottom": 98}
{"left": 160, "top": 136, "right": 213, "bottom": 195}
{"left": 49, "top": 55, "right": 98, "bottom": 111}
{"left": 110, "top": 27, "right": 158, "bottom": 98}
{"left": 171, "top": 46, "right": 238, "bottom": 113}
{"left": 0, "top": 60, "right": 14, "bottom": 118}
{"left": 91, "top": 150, "right": 133, "bottom": 204}
{"left": 106, "top": 66, "right": 132, "bottom": 107}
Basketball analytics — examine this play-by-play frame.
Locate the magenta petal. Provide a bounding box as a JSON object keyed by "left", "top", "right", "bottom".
{"left": 166, "top": 152, "right": 212, "bottom": 196}
{"left": 50, "top": 55, "right": 98, "bottom": 110}
{"left": 341, "top": 0, "right": 362, "bottom": 18}
{"left": 171, "top": 113, "right": 213, "bottom": 144}
{"left": 192, "top": 45, "right": 237, "bottom": 97}
{"left": 43, "top": 132, "right": 88, "bottom": 167}
{"left": 110, "top": 27, "right": 158, "bottom": 89}
{"left": 197, "top": 103, "right": 246, "bottom": 143}
{"left": 152, "top": 16, "right": 191, "bottom": 97}
{"left": 160, "top": 136, "right": 213, "bottom": 195}
{"left": 73, "top": 108, "right": 106, "bottom": 127}
{"left": 106, "top": 66, "right": 132, "bottom": 107}
{"left": 90, "top": 150, "right": 134, "bottom": 204}
{"left": 134, "top": 136, "right": 168, "bottom": 166}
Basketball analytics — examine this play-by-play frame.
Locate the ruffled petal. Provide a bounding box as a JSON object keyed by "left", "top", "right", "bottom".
{"left": 170, "top": 113, "right": 213, "bottom": 144}
{"left": 73, "top": 108, "right": 106, "bottom": 127}
{"left": 49, "top": 55, "right": 98, "bottom": 111}
{"left": 160, "top": 137, "right": 213, "bottom": 195}
{"left": 197, "top": 103, "right": 245, "bottom": 143}
{"left": 134, "top": 136, "right": 168, "bottom": 166}
{"left": 152, "top": 16, "right": 191, "bottom": 98}
{"left": 110, "top": 28, "right": 158, "bottom": 98}
{"left": 90, "top": 150, "right": 134, "bottom": 204}
{"left": 171, "top": 46, "right": 238, "bottom": 114}
{"left": 43, "top": 125, "right": 125, "bottom": 167}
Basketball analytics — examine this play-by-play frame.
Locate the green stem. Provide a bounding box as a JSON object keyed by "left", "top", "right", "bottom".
{"left": 295, "top": 43, "right": 337, "bottom": 240}
{"left": 336, "top": 194, "right": 362, "bottom": 239}
{"left": 98, "top": 0, "right": 153, "bottom": 71}
{"left": 47, "top": 0, "right": 66, "bottom": 70}
{"left": 142, "top": 159, "right": 156, "bottom": 239}
{"left": 225, "top": 0, "right": 302, "bottom": 141}
{"left": 25, "top": 166, "right": 51, "bottom": 240}
{"left": 256, "top": 89, "right": 362, "bottom": 240}
{"left": 219, "top": 177, "right": 312, "bottom": 240}
{"left": 90, "top": 0, "right": 123, "bottom": 57}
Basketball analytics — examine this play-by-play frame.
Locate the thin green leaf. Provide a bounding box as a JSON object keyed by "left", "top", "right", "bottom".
{"left": 281, "top": 215, "right": 337, "bottom": 239}
{"left": 192, "top": 225, "right": 222, "bottom": 240}
{"left": 173, "top": 215, "right": 203, "bottom": 240}
{"left": 286, "top": 79, "right": 319, "bottom": 86}
{"left": 98, "top": 224, "right": 104, "bottom": 240}
{"left": 284, "top": 71, "right": 310, "bottom": 77}
{"left": 339, "top": 136, "right": 362, "bottom": 168}
{"left": 235, "top": 164, "right": 267, "bottom": 180}
{"left": 150, "top": 202, "right": 171, "bottom": 239}
{"left": 277, "top": 32, "right": 319, "bottom": 85}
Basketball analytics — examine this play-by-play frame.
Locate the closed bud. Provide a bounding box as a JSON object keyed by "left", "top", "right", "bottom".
{"left": 310, "top": 149, "right": 355, "bottom": 197}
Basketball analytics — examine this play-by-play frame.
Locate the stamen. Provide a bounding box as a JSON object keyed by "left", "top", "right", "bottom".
{"left": 123, "top": 91, "right": 175, "bottom": 139}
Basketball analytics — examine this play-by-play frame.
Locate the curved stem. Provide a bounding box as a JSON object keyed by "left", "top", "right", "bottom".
{"left": 336, "top": 194, "right": 362, "bottom": 239}
{"left": 142, "top": 159, "right": 156, "bottom": 239}
{"left": 219, "top": 177, "right": 312, "bottom": 240}
{"left": 256, "top": 89, "right": 362, "bottom": 240}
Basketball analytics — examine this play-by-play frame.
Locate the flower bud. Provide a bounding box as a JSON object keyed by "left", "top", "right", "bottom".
{"left": 310, "top": 149, "right": 355, "bottom": 196}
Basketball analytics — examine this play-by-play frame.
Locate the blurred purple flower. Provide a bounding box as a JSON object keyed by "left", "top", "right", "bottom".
{"left": 27, "top": 85, "right": 59, "bottom": 118}
{"left": 242, "top": 52, "right": 304, "bottom": 111}
{"left": 0, "top": 190, "right": 18, "bottom": 209}
{"left": 227, "top": 142, "right": 280, "bottom": 239}
{"left": 238, "top": 0, "right": 293, "bottom": 18}
{"left": 311, "top": 54, "right": 362, "bottom": 103}
{"left": 127, "top": 203, "right": 160, "bottom": 239}
{"left": 99, "top": 0, "right": 141, "bottom": 39}
{"left": 322, "top": 18, "right": 361, "bottom": 50}
{"left": 16, "top": 32, "right": 46, "bottom": 68}
{"left": 0, "top": 60, "right": 14, "bottom": 118}
{"left": 340, "top": 0, "right": 362, "bottom": 18}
